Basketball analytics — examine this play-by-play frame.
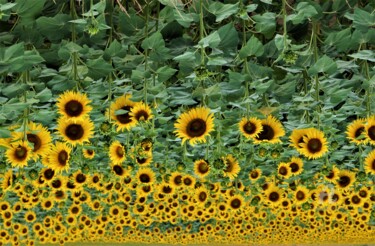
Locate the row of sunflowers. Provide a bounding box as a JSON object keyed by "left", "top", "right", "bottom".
{"left": 0, "top": 90, "right": 375, "bottom": 245}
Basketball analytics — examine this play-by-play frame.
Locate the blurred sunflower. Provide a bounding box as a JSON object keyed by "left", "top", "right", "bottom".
{"left": 57, "top": 117, "right": 94, "bottom": 146}
{"left": 249, "top": 168, "right": 262, "bottom": 182}
{"left": 346, "top": 118, "right": 367, "bottom": 145}
{"left": 194, "top": 159, "right": 210, "bottom": 179}
{"left": 288, "top": 157, "right": 303, "bottom": 176}
{"left": 227, "top": 194, "right": 245, "bottom": 212}
{"left": 264, "top": 183, "right": 283, "bottom": 207}
{"left": 364, "top": 149, "right": 375, "bottom": 175}
{"left": 277, "top": 162, "right": 292, "bottom": 179}
{"left": 24, "top": 211, "right": 36, "bottom": 223}
{"left": 336, "top": 170, "right": 356, "bottom": 190}
{"left": 5, "top": 140, "right": 32, "bottom": 168}
{"left": 56, "top": 90, "right": 92, "bottom": 121}
{"left": 1, "top": 169, "right": 13, "bottom": 191}
{"left": 298, "top": 128, "right": 328, "bottom": 159}
{"left": 293, "top": 186, "right": 309, "bottom": 205}
{"left": 72, "top": 171, "right": 87, "bottom": 187}
{"left": 137, "top": 168, "right": 155, "bottom": 185}
{"left": 238, "top": 117, "right": 262, "bottom": 139}
{"left": 11, "top": 122, "right": 52, "bottom": 160}
{"left": 174, "top": 107, "right": 214, "bottom": 146}
{"left": 324, "top": 165, "right": 339, "bottom": 183}
{"left": 194, "top": 186, "right": 209, "bottom": 206}
{"left": 222, "top": 154, "right": 241, "bottom": 180}
{"left": 169, "top": 172, "right": 183, "bottom": 189}
{"left": 109, "top": 141, "right": 126, "bottom": 165}
{"left": 82, "top": 148, "right": 95, "bottom": 159}
{"left": 254, "top": 115, "right": 285, "bottom": 144}
{"left": 365, "top": 117, "right": 375, "bottom": 145}
{"left": 44, "top": 142, "right": 71, "bottom": 173}
{"left": 109, "top": 94, "right": 137, "bottom": 132}
{"left": 112, "top": 164, "right": 125, "bottom": 177}
{"left": 129, "top": 102, "right": 153, "bottom": 123}
{"left": 289, "top": 128, "right": 312, "bottom": 150}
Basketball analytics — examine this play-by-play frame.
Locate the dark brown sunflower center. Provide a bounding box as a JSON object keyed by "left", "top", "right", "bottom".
{"left": 52, "top": 180, "right": 62, "bottom": 189}
{"left": 359, "top": 190, "right": 367, "bottom": 198}
{"left": 116, "top": 146, "right": 124, "bottom": 158}
{"left": 256, "top": 124, "right": 274, "bottom": 141}
{"left": 320, "top": 191, "right": 329, "bottom": 201}
{"left": 354, "top": 127, "right": 364, "bottom": 138}
{"left": 93, "top": 176, "right": 99, "bottom": 183}
{"left": 140, "top": 174, "right": 150, "bottom": 183}
{"left": 183, "top": 178, "right": 192, "bottom": 186}
{"left": 65, "top": 100, "right": 83, "bottom": 117}
{"left": 279, "top": 167, "right": 287, "bottom": 175}
{"left": 142, "top": 185, "right": 151, "bottom": 193}
{"left": 87, "top": 149, "right": 94, "bottom": 155}
{"left": 338, "top": 176, "right": 350, "bottom": 187}
{"left": 351, "top": 195, "right": 361, "bottom": 204}
{"left": 368, "top": 126, "right": 375, "bottom": 140}
{"left": 243, "top": 122, "right": 256, "bottom": 134}
{"left": 76, "top": 174, "right": 86, "bottom": 183}
{"left": 65, "top": 124, "right": 84, "bottom": 140}
{"left": 372, "top": 160, "right": 375, "bottom": 171}
{"left": 331, "top": 194, "right": 339, "bottom": 202}
{"left": 55, "top": 190, "right": 64, "bottom": 199}
{"left": 269, "top": 192, "right": 280, "bottom": 202}
{"left": 199, "top": 192, "right": 207, "bottom": 202}
{"left": 58, "top": 150, "right": 68, "bottom": 166}
{"left": 162, "top": 186, "right": 172, "bottom": 194}
{"left": 136, "top": 157, "right": 147, "bottom": 164}
{"left": 15, "top": 146, "right": 28, "bottom": 160}
{"left": 186, "top": 119, "right": 206, "bottom": 137}
{"left": 224, "top": 161, "right": 234, "bottom": 173}
{"left": 113, "top": 165, "right": 124, "bottom": 176}
{"left": 44, "top": 169, "right": 55, "bottom": 180}
{"left": 27, "top": 133, "right": 41, "bottom": 152}
{"left": 250, "top": 171, "right": 259, "bottom": 179}
{"left": 290, "top": 163, "right": 299, "bottom": 172}
{"left": 307, "top": 138, "right": 322, "bottom": 153}
{"left": 198, "top": 162, "right": 209, "bottom": 174}
{"left": 230, "top": 198, "right": 241, "bottom": 209}
{"left": 116, "top": 106, "right": 133, "bottom": 124}
{"left": 296, "top": 191, "right": 305, "bottom": 200}
{"left": 135, "top": 110, "right": 149, "bottom": 121}
{"left": 27, "top": 215, "right": 34, "bottom": 221}
{"left": 326, "top": 171, "right": 334, "bottom": 179}
{"left": 174, "top": 175, "right": 182, "bottom": 185}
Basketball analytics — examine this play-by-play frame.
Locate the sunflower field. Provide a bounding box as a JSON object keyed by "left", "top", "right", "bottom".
{"left": 0, "top": 0, "right": 375, "bottom": 245}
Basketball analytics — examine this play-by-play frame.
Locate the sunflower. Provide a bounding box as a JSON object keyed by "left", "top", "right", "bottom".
{"left": 174, "top": 107, "right": 215, "bottom": 146}
{"left": 158, "top": 183, "right": 175, "bottom": 198}
{"left": 294, "top": 186, "right": 310, "bottom": 205}
{"left": 112, "top": 164, "right": 125, "bottom": 177}
{"left": 364, "top": 149, "right": 375, "bottom": 175}
{"left": 109, "top": 94, "right": 137, "bottom": 132}
{"left": 56, "top": 90, "right": 92, "bottom": 121}
{"left": 135, "top": 153, "right": 152, "bottom": 166}
{"left": 11, "top": 122, "right": 52, "bottom": 160}
{"left": 222, "top": 154, "right": 241, "bottom": 180}
{"left": 264, "top": 183, "right": 283, "bottom": 207}
{"left": 72, "top": 171, "right": 87, "bottom": 187}
{"left": 254, "top": 115, "right": 285, "bottom": 144}
{"left": 194, "top": 186, "right": 209, "bottom": 206}
{"left": 82, "top": 148, "right": 95, "bottom": 159}
{"left": 5, "top": 140, "right": 32, "bottom": 168}
{"left": 298, "top": 128, "right": 328, "bottom": 159}
{"left": 288, "top": 157, "right": 303, "bottom": 176}
{"left": 40, "top": 199, "right": 54, "bottom": 211}
{"left": 129, "top": 102, "right": 153, "bottom": 123}
{"left": 44, "top": 142, "right": 71, "bottom": 173}
{"left": 289, "top": 128, "right": 312, "bottom": 150}
{"left": 1, "top": 169, "right": 13, "bottom": 191}
{"left": 238, "top": 117, "right": 262, "bottom": 139}
{"left": 194, "top": 159, "right": 210, "bottom": 179}
{"left": 336, "top": 170, "right": 356, "bottom": 190}
{"left": 57, "top": 117, "right": 94, "bottom": 146}
{"left": 109, "top": 141, "right": 126, "bottom": 165}
{"left": 24, "top": 211, "right": 36, "bottom": 223}
{"left": 227, "top": 194, "right": 245, "bottom": 212}
{"left": 249, "top": 168, "right": 262, "bottom": 182}
{"left": 365, "top": 117, "right": 375, "bottom": 145}
{"left": 137, "top": 168, "right": 156, "bottom": 185}
{"left": 169, "top": 172, "right": 183, "bottom": 189}
{"left": 346, "top": 118, "right": 367, "bottom": 144}
{"left": 41, "top": 168, "right": 55, "bottom": 184}
{"left": 277, "top": 162, "right": 292, "bottom": 179}
{"left": 324, "top": 165, "right": 339, "bottom": 182}
{"left": 182, "top": 174, "right": 196, "bottom": 188}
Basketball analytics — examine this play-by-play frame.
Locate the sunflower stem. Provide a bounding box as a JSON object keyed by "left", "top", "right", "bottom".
{"left": 312, "top": 21, "right": 321, "bottom": 127}
{"left": 199, "top": 0, "right": 206, "bottom": 67}
{"left": 22, "top": 71, "right": 30, "bottom": 142}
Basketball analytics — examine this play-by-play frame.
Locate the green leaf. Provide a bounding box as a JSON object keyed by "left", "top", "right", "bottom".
{"left": 287, "top": 2, "right": 318, "bottom": 24}
{"left": 86, "top": 57, "right": 114, "bottom": 80}
{"left": 141, "top": 32, "right": 165, "bottom": 50}
{"left": 253, "top": 12, "right": 276, "bottom": 38}
{"left": 208, "top": 2, "right": 239, "bottom": 22}
{"left": 352, "top": 8, "right": 375, "bottom": 32}
{"left": 198, "top": 31, "right": 221, "bottom": 48}
{"left": 0, "top": 128, "right": 11, "bottom": 138}
{"left": 35, "top": 88, "right": 52, "bottom": 102}
{"left": 36, "top": 14, "right": 71, "bottom": 41}
{"left": 308, "top": 55, "right": 337, "bottom": 76}
{"left": 0, "top": 2, "right": 17, "bottom": 11}
{"left": 14, "top": 0, "right": 46, "bottom": 21}
{"left": 239, "top": 35, "right": 264, "bottom": 59}
{"left": 348, "top": 50, "right": 375, "bottom": 62}
{"left": 156, "top": 66, "right": 177, "bottom": 83}
{"left": 68, "top": 19, "right": 87, "bottom": 24}
{"left": 174, "top": 11, "right": 197, "bottom": 28}
{"left": 3, "top": 42, "right": 23, "bottom": 61}
{"left": 104, "top": 40, "right": 127, "bottom": 59}
{"left": 217, "top": 22, "right": 239, "bottom": 51}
